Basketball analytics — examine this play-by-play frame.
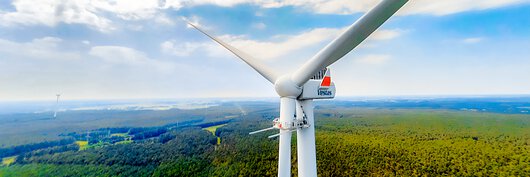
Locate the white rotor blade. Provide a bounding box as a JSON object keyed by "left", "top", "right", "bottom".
{"left": 249, "top": 127, "right": 275, "bottom": 135}
{"left": 186, "top": 21, "right": 279, "bottom": 84}
{"left": 268, "top": 130, "right": 294, "bottom": 139}
{"left": 291, "top": 0, "right": 408, "bottom": 86}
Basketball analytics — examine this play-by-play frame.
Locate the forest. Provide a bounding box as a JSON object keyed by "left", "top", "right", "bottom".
{"left": 1, "top": 106, "right": 529, "bottom": 176}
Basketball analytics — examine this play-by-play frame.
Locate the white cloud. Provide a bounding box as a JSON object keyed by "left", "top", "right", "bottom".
{"left": 155, "top": 14, "right": 176, "bottom": 26}
{"left": 126, "top": 24, "right": 144, "bottom": 31}
{"left": 179, "top": 27, "right": 402, "bottom": 60}
{"left": 164, "top": 27, "right": 341, "bottom": 59}
{"left": 227, "top": 28, "right": 401, "bottom": 60}
{"left": 161, "top": 40, "right": 200, "bottom": 57}
{"left": 223, "top": 28, "right": 342, "bottom": 60}
{"left": 371, "top": 29, "right": 404, "bottom": 41}
{"left": 0, "top": 0, "right": 114, "bottom": 32}
{"left": 264, "top": 0, "right": 377, "bottom": 14}
{"left": 90, "top": 46, "right": 146, "bottom": 64}
{"left": 164, "top": 0, "right": 256, "bottom": 9}
{"left": 462, "top": 37, "right": 484, "bottom": 44}
{"left": 252, "top": 22, "right": 267, "bottom": 30}
{"left": 90, "top": 0, "right": 160, "bottom": 20}
{"left": 161, "top": 40, "right": 227, "bottom": 58}
{"left": 0, "top": 37, "right": 81, "bottom": 60}
{"left": 162, "top": 0, "right": 530, "bottom": 16}
{"left": 0, "top": 0, "right": 165, "bottom": 32}
{"left": 2, "top": 0, "right": 527, "bottom": 32}
{"left": 270, "top": 0, "right": 530, "bottom": 15}
{"left": 0, "top": 37, "right": 204, "bottom": 100}
{"left": 355, "top": 54, "right": 391, "bottom": 65}
{"left": 89, "top": 46, "right": 174, "bottom": 71}
{"left": 401, "top": 0, "right": 530, "bottom": 16}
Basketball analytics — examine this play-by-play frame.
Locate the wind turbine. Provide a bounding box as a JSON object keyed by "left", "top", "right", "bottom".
{"left": 186, "top": 0, "right": 408, "bottom": 176}
{"left": 86, "top": 130, "right": 90, "bottom": 145}
{"left": 53, "top": 93, "right": 61, "bottom": 118}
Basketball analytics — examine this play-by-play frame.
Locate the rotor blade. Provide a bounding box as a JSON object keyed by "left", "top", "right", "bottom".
{"left": 268, "top": 133, "right": 281, "bottom": 139}
{"left": 268, "top": 130, "right": 294, "bottom": 139}
{"left": 185, "top": 20, "right": 279, "bottom": 84}
{"left": 249, "top": 127, "right": 275, "bottom": 135}
{"left": 291, "top": 0, "right": 408, "bottom": 86}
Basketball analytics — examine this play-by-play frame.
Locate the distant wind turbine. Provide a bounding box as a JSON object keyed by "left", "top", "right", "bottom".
{"left": 53, "top": 94, "right": 61, "bottom": 118}
{"left": 86, "top": 130, "right": 90, "bottom": 144}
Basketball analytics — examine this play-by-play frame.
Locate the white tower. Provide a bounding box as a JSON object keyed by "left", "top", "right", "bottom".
{"left": 53, "top": 94, "right": 61, "bottom": 118}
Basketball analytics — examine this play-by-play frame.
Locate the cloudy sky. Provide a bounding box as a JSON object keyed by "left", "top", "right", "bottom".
{"left": 1, "top": 0, "right": 530, "bottom": 101}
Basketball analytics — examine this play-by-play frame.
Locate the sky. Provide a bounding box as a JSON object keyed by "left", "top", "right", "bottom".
{"left": 1, "top": 0, "right": 530, "bottom": 101}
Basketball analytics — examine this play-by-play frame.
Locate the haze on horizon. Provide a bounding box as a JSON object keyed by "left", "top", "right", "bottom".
{"left": 1, "top": 0, "right": 530, "bottom": 101}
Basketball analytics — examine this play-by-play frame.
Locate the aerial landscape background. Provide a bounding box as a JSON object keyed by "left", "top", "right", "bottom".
{"left": 1, "top": 0, "right": 530, "bottom": 176}
{"left": 1, "top": 97, "right": 530, "bottom": 176}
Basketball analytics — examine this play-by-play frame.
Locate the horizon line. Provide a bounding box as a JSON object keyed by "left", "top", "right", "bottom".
{"left": 3, "top": 94, "right": 530, "bottom": 102}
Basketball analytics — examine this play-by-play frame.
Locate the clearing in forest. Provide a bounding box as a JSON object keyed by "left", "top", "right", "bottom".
{"left": 75, "top": 141, "right": 88, "bottom": 151}
{"left": 1, "top": 156, "right": 16, "bottom": 166}
{"left": 203, "top": 124, "right": 227, "bottom": 145}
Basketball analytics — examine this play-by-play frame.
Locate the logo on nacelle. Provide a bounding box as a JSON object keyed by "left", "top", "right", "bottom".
{"left": 318, "top": 89, "right": 333, "bottom": 96}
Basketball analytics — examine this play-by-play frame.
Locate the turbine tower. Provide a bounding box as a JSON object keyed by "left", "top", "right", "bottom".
{"left": 86, "top": 130, "right": 90, "bottom": 144}
{"left": 187, "top": 0, "right": 408, "bottom": 176}
{"left": 54, "top": 93, "right": 61, "bottom": 118}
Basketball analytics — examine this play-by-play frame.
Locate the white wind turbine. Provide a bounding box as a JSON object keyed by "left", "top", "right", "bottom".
{"left": 186, "top": 0, "right": 408, "bottom": 176}
{"left": 54, "top": 93, "right": 61, "bottom": 118}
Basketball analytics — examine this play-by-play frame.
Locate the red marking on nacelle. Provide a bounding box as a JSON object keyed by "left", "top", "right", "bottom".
{"left": 320, "top": 68, "right": 331, "bottom": 87}
{"left": 321, "top": 76, "right": 331, "bottom": 87}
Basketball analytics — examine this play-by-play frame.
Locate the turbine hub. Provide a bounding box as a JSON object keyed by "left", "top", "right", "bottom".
{"left": 274, "top": 75, "right": 302, "bottom": 98}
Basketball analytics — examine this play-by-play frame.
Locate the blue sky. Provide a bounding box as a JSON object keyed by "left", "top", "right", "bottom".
{"left": 1, "top": 0, "right": 530, "bottom": 101}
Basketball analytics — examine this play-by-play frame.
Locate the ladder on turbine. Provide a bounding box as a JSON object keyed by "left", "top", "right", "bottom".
{"left": 295, "top": 104, "right": 310, "bottom": 129}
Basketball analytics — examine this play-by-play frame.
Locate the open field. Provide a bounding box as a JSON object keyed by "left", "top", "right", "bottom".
{"left": 111, "top": 133, "right": 128, "bottom": 137}
{"left": 115, "top": 140, "right": 133, "bottom": 145}
{"left": 75, "top": 141, "right": 88, "bottom": 151}
{"left": 203, "top": 124, "right": 227, "bottom": 145}
{"left": 204, "top": 124, "right": 227, "bottom": 135}
{"left": 1, "top": 156, "right": 16, "bottom": 166}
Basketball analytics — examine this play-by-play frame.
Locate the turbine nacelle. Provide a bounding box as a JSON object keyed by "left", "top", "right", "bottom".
{"left": 275, "top": 68, "right": 336, "bottom": 99}
{"left": 300, "top": 68, "right": 336, "bottom": 100}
